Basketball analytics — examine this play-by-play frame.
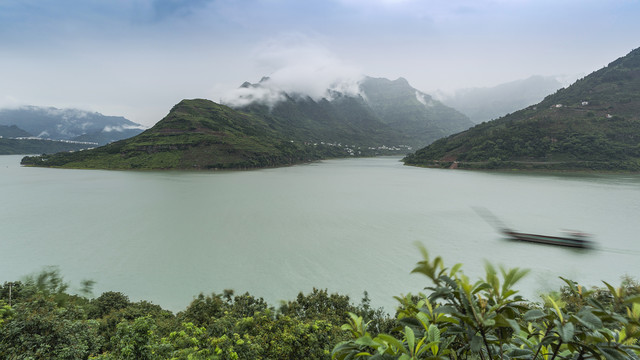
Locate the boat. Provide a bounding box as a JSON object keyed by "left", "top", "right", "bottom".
{"left": 501, "top": 228, "right": 594, "bottom": 249}
{"left": 473, "top": 207, "right": 595, "bottom": 250}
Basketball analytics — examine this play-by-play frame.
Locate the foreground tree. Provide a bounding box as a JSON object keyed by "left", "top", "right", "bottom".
{"left": 0, "top": 273, "right": 102, "bottom": 359}
{"left": 333, "top": 246, "right": 640, "bottom": 360}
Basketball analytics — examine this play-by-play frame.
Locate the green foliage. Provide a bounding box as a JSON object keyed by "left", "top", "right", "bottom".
{"left": 97, "top": 316, "right": 163, "bottom": 360}
{"left": 4, "top": 252, "right": 640, "bottom": 359}
{"left": 88, "top": 291, "right": 132, "bottom": 319}
{"left": 0, "top": 300, "right": 12, "bottom": 326}
{"left": 333, "top": 245, "right": 640, "bottom": 360}
{"left": 20, "top": 97, "right": 413, "bottom": 170}
{"left": 404, "top": 47, "right": 640, "bottom": 171}
{"left": 0, "top": 292, "right": 102, "bottom": 359}
{"left": 279, "top": 288, "right": 355, "bottom": 325}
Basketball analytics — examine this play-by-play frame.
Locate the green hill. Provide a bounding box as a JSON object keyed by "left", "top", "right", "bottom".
{"left": 235, "top": 76, "right": 472, "bottom": 149}
{"left": 403, "top": 47, "right": 640, "bottom": 171}
{"left": 238, "top": 92, "right": 406, "bottom": 147}
{"left": 21, "top": 74, "right": 476, "bottom": 170}
{"left": 20, "top": 100, "right": 384, "bottom": 170}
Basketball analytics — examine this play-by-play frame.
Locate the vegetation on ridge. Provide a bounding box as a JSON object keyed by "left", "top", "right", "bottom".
{"left": 20, "top": 76, "right": 475, "bottom": 170}
{"left": 404, "top": 47, "right": 640, "bottom": 171}
{"left": 20, "top": 99, "right": 388, "bottom": 170}
{"left": 21, "top": 99, "right": 414, "bottom": 170}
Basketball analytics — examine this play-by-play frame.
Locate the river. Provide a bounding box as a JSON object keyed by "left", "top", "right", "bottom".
{"left": 1, "top": 155, "right": 639, "bottom": 312}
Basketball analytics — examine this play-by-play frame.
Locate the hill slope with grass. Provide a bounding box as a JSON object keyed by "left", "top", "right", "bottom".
{"left": 403, "top": 47, "right": 640, "bottom": 171}
{"left": 21, "top": 99, "right": 388, "bottom": 169}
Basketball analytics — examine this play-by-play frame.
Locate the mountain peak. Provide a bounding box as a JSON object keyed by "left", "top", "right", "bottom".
{"left": 393, "top": 77, "right": 409, "bottom": 85}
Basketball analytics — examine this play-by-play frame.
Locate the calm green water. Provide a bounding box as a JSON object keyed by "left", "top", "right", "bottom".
{"left": 2, "top": 155, "right": 640, "bottom": 312}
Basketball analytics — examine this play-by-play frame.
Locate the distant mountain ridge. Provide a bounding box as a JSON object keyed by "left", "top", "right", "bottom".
{"left": 359, "top": 76, "right": 472, "bottom": 146}
{"left": 0, "top": 124, "right": 31, "bottom": 138}
{"left": 22, "top": 75, "right": 474, "bottom": 170}
{"left": 439, "top": 75, "right": 564, "bottom": 123}
{"left": 0, "top": 106, "right": 145, "bottom": 147}
{"left": 404, "top": 47, "right": 640, "bottom": 171}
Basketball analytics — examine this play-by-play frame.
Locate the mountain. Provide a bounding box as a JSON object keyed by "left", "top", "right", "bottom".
{"left": 0, "top": 138, "right": 95, "bottom": 155}
{"left": 0, "top": 124, "right": 31, "bottom": 138}
{"left": 359, "top": 77, "right": 473, "bottom": 145}
{"left": 237, "top": 91, "right": 406, "bottom": 148}
{"left": 236, "top": 76, "right": 473, "bottom": 149}
{"left": 21, "top": 100, "right": 386, "bottom": 169}
{"left": 0, "top": 121, "right": 98, "bottom": 155}
{"left": 403, "top": 47, "right": 640, "bottom": 171}
{"left": 22, "top": 76, "right": 474, "bottom": 170}
{"left": 439, "top": 75, "right": 564, "bottom": 123}
{"left": 0, "top": 106, "right": 145, "bottom": 146}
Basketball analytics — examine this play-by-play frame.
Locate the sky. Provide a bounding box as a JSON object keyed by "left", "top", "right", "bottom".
{"left": 1, "top": 0, "right": 639, "bottom": 127}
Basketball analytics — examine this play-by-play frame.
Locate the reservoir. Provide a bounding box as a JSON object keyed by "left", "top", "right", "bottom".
{"left": 1, "top": 155, "right": 639, "bottom": 312}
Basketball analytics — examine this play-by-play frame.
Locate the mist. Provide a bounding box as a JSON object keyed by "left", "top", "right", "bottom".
{"left": 222, "top": 36, "right": 365, "bottom": 108}
{"left": 1, "top": 0, "right": 639, "bottom": 126}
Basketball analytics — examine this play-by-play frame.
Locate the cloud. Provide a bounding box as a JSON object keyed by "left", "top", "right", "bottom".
{"left": 222, "top": 34, "right": 364, "bottom": 107}
{"left": 103, "top": 124, "right": 147, "bottom": 132}
{"left": 222, "top": 85, "right": 286, "bottom": 108}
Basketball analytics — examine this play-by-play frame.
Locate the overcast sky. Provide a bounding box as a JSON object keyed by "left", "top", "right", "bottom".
{"left": 1, "top": 0, "right": 639, "bottom": 127}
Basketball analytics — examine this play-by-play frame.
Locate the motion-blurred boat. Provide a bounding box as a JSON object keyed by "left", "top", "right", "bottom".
{"left": 502, "top": 228, "right": 594, "bottom": 249}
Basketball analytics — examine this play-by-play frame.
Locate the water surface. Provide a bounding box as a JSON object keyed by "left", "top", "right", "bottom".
{"left": 2, "top": 155, "right": 639, "bottom": 312}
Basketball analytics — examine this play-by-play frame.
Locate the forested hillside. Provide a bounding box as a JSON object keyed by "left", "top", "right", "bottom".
{"left": 21, "top": 99, "right": 396, "bottom": 170}
{"left": 404, "top": 47, "right": 640, "bottom": 171}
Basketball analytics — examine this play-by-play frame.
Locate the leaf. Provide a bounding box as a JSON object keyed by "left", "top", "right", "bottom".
{"left": 624, "top": 294, "right": 640, "bottom": 304}
{"left": 434, "top": 305, "right": 457, "bottom": 315}
{"left": 470, "top": 335, "right": 483, "bottom": 352}
{"left": 427, "top": 324, "right": 440, "bottom": 342}
{"left": 507, "top": 348, "right": 534, "bottom": 359}
{"left": 558, "top": 322, "right": 575, "bottom": 342}
{"left": 560, "top": 277, "right": 579, "bottom": 293}
{"left": 501, "top": 266, "right": 530, "bottom": 297}
{"left": 473, "top": 282, "right": 492, "bottom": 294}
{"left": 405, "top": 326, "right": 415, "bottom": 355}
{"left": 574, "top": 311, "right": 603, "bottom": 330}
{"left": 596, "top": 345, "right": 631, "bottom": 360}
{"left": 505, "top": 318, "right": 521, "bottom": 333}
{"left": 415, "top": 337, "right": 428, "bottom": 356}
{"left": 603, "top": 281, "right": 619, "bottom": 299}
{"left": 524, "top": 309, "right": 547, "bottom": 322}
{"left": 548, "top": 296, "right": 564, "bottom": 323}
{"left": 482, "top": 318, "right": 496, "bottom": 327}
{"left": 375, "top": 334, "right": 408, "bottom": 355}
{"left": 449, "top": 263, "right": 463, "bottom": 277}
{"left": 356, "top": 352, "right": 373, "bottom": 357}
{"left": 416, "top": 312, "right": 430, "bottom": 329}
{"left": 355, "top": 335, "right": 377, "bottom": 347}
{"left": 423, "top": 340, "right": 440, "bottom": 356}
